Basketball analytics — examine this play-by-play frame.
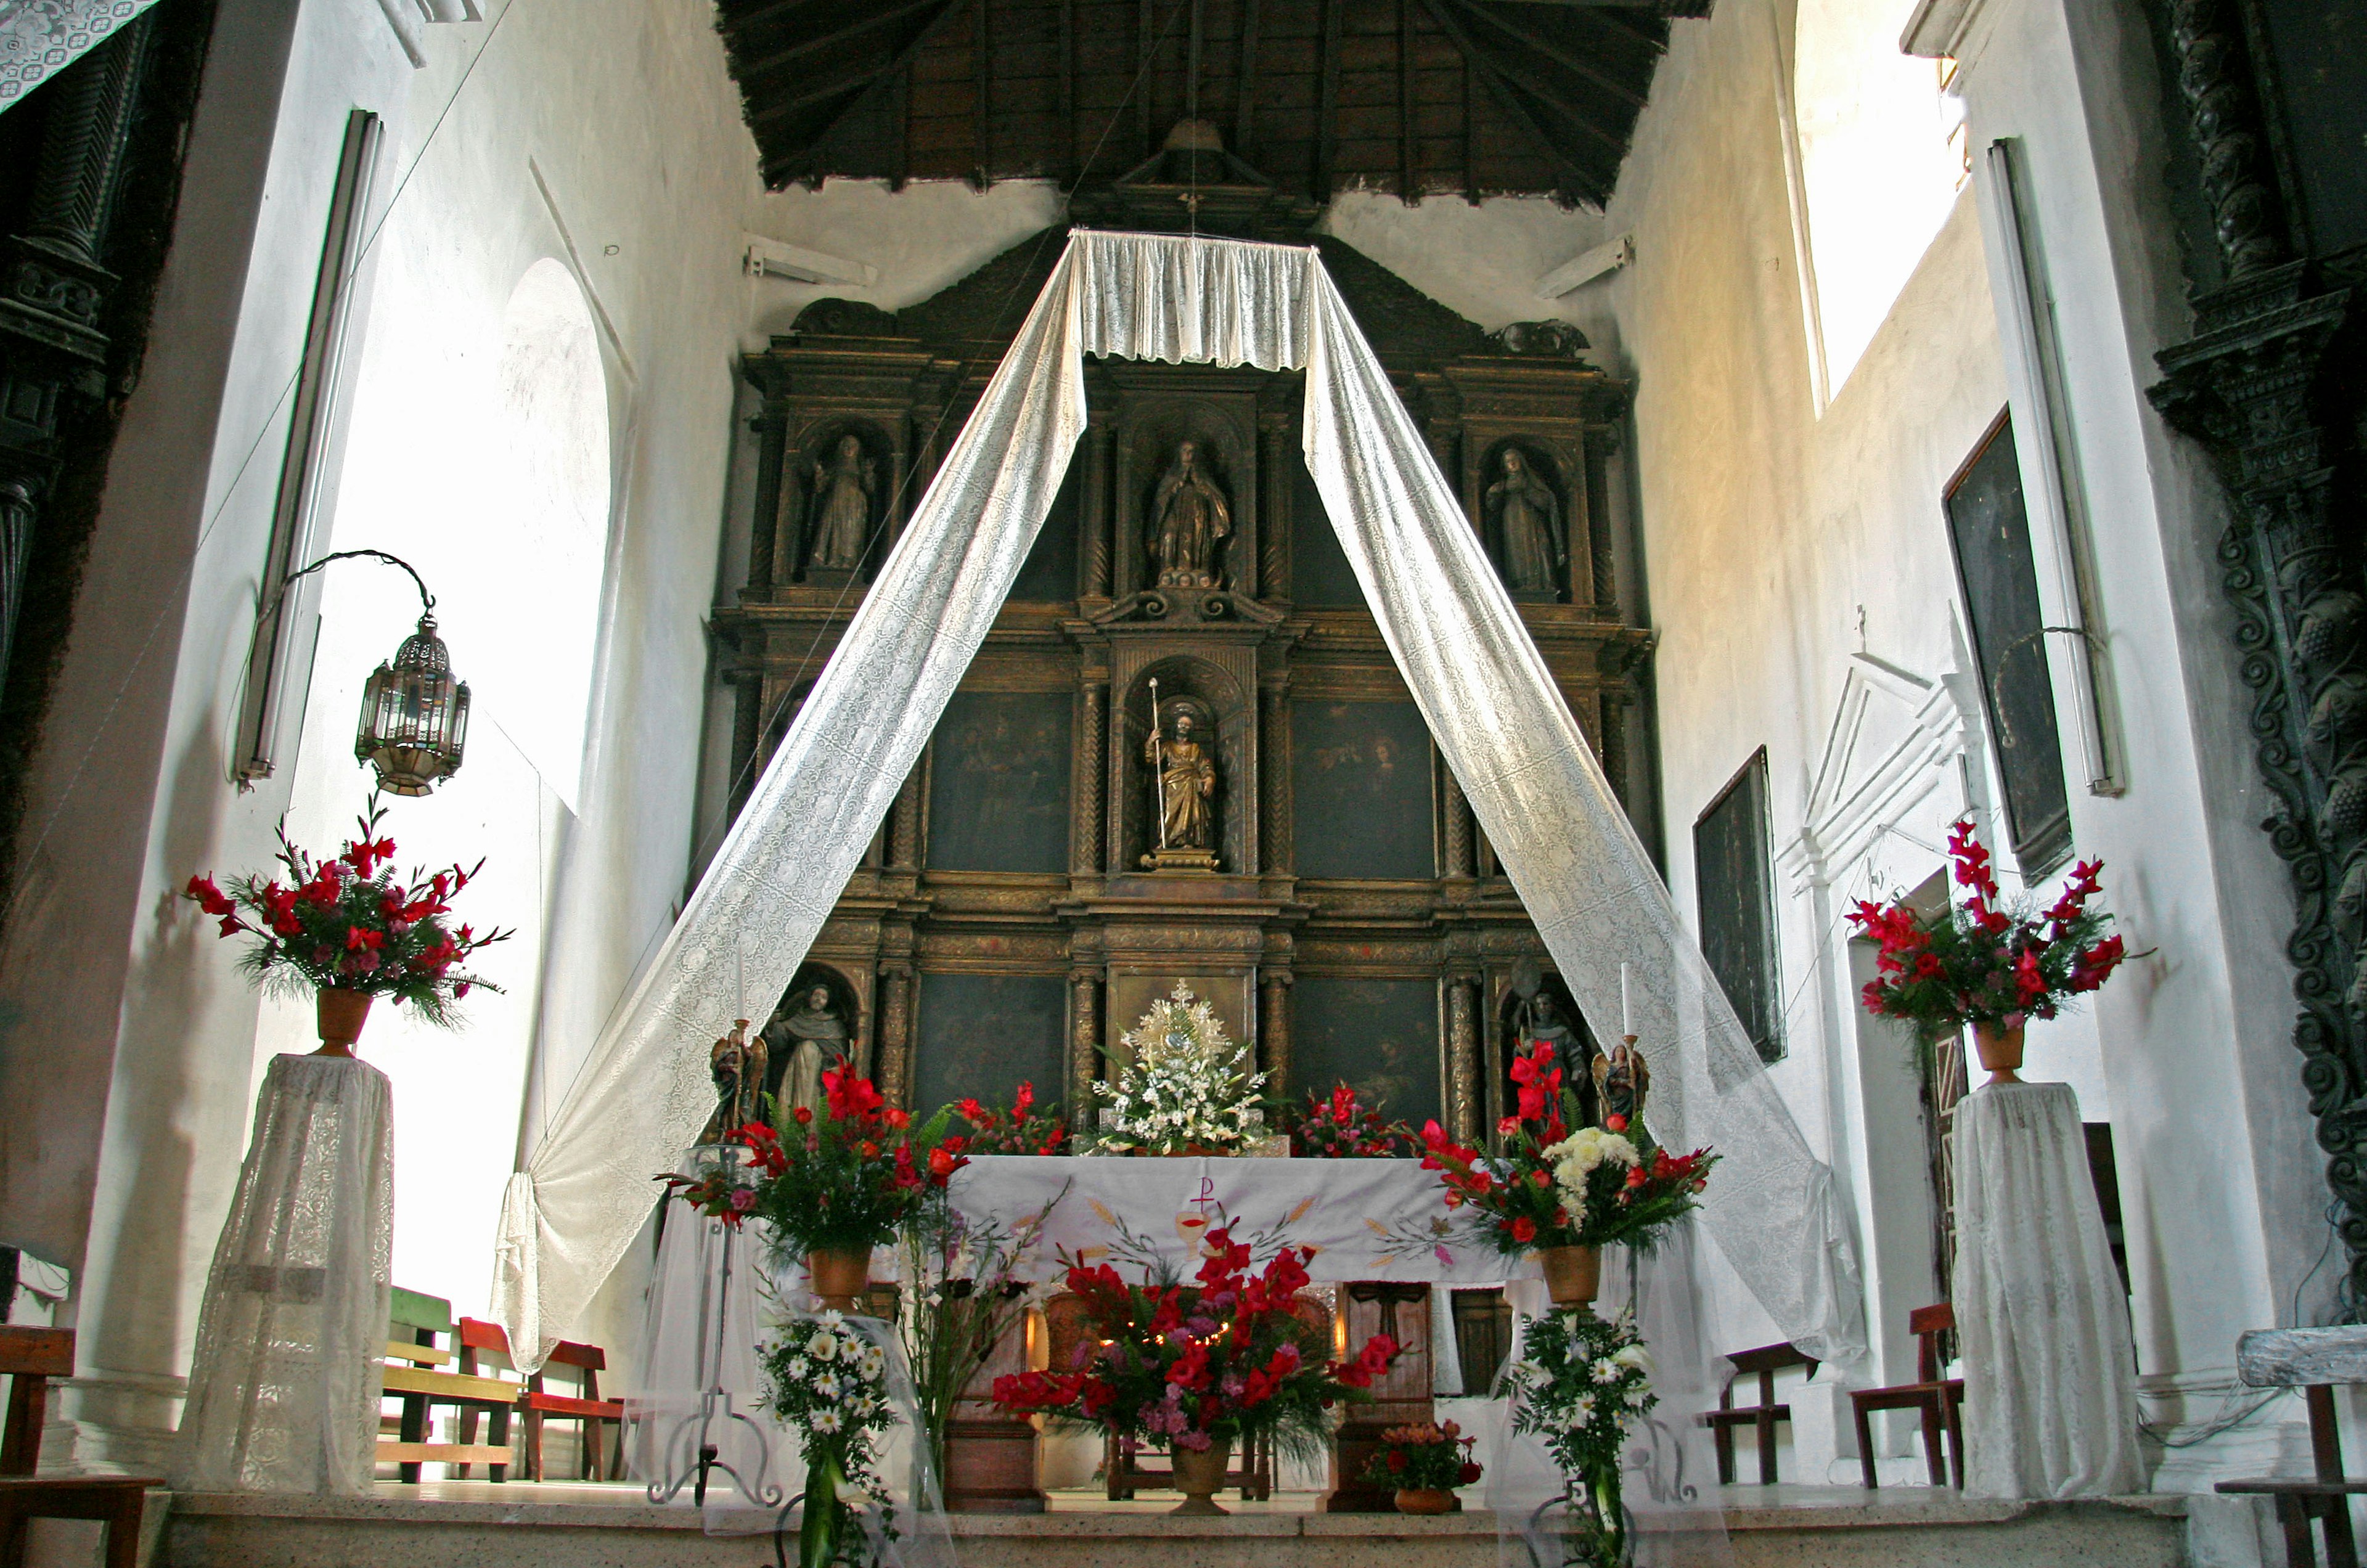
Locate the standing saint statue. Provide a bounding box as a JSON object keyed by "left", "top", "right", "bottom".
{"left": 806, "top": 434, "right": 875, "bottom": 572}
{"left": 1486, "top": 448, "right": 1565, "bottom": 596}
{"left": 1145, "top": 703, "right": 1218, "bottom": 855}
{"left": 1148, "top": 441, "right": 1232, "bottom": 588}
{"left": 764, "top": 984, "right": 851, "bottom": 1121}
{"left": 697, "top": 1019, "right": 769, "bottom": 1145}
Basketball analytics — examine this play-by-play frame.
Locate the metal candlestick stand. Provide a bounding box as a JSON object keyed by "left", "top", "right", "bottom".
{"left": 646, "top": 1146, "right": 784, "bottom": 1511}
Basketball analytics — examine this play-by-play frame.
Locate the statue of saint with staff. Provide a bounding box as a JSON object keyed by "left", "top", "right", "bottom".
{"left": 1142, "top": 678, "right": 1219, "bottom": 868}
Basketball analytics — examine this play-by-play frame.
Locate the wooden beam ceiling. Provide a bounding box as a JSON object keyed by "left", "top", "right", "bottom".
{"left": 713, "top": 0, "right": 1697, "bottom": 205}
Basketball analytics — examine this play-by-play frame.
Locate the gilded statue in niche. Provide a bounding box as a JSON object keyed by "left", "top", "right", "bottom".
{"left": 698, "top": 1019, "right": 769, "bottom": 1144}
{"left": 1148, "top": 441, "right": 1232, "bottom": 589}
{"left": 1142, "top": 687, "right": 1219, "bottom": 870}
{"left": 807, "top": 433, "right": 876, "bottom": 572}
{"left": 1486, "top": 448, "right": 1564, "bottom": 597}
{"left": 764, "top": 983, "right": 851, "bottom": 1120}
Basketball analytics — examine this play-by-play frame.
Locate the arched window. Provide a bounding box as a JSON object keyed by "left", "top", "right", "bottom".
{"left": 456, "top": 258, "right": 611, "bottom": 807}
{"left": 1793, "top": 0, "right": 1968, "bottom": 400}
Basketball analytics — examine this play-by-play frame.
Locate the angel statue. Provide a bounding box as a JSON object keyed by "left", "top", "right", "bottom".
{"left": 697, "top": 1018, "right": 769, "bottom": 1145}
{"left": 806, "top": 433, "right": 875, "bottom": 571}
{"left": 1148, "top": 441, "right": 1232, "bottom": 589}
{"left": 1486, "top": 447, "right": 1564, "bottom": 596}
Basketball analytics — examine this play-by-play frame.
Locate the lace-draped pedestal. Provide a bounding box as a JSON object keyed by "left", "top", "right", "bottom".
{"left": 493, "top": 230, "right": 1865, "bottom": 1385}
{"left": 1952, "top": 1080, "right": 2141, "bottom": 1499}
{"left": 172, "top": 1054, "right": 394, "bottom": 1495}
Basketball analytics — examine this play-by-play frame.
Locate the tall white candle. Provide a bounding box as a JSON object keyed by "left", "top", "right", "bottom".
{"left": 1620, "top": 963, "right": 1633, "bottom": 1037}
{"left": 735, "top": 945, "right": 746, "bottom": 1023}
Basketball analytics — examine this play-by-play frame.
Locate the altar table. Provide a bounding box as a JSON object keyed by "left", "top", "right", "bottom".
{"left": 1950, "top": 1080, "right": 2142, "bottom": 1498}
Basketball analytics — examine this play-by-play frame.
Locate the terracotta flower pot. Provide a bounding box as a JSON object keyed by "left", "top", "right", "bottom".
{"left": 1540, "top": 1243, "right": 1601, "bottom": 1310}
{"left": 314, "top": 988, "right": 373, "bottom": 1058}
{"left": 807, "top": 1249, "right": 870, "bottom": 1313}
{"left": 1395, "top": 1487, "right": 1455, "bottom": 1515}
{"left": 1973, "top": 1021, "right": 2026, "bottom": 1087}
{"left": 1168, "top": 1440, "right": 1233, "bottom": 1516}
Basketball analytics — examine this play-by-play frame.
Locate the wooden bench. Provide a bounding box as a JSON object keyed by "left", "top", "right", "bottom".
{"left": 1849, "top": 1303, "right": 1963, "bottom": 1489}
{"left": 2215, "top": 1325, "right": 2367, "bottom": 1568}
{"left": 379, "top": 1288, "right": 516, "bottom": 1482}
{"left": 1700, "top": 1342, "right": 1818, "bottom": 1485}
{"left": 0, "top": 1326, "right": 157, "bottom": 1568}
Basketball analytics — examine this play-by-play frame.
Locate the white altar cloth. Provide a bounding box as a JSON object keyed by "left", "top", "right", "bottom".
{"left": 946, "top": 1154, "right": 1523, "bottom": 1284}
{"left": 1951, "top": 1080, "right": 2141, "bottom": 1499}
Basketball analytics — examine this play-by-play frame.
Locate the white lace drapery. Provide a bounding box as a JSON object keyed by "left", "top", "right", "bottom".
{"left": 1952, "top": 1080, "right": 2142, "bottom": 1498}
{"left": 492, "top": 229, "right": 1866, "bottom": 1376}
{"left": 172, "top": 1054, "right": 394, "bottom": 1495}
{"left": 0, "top": 0, "right": 160, "bottom": 110}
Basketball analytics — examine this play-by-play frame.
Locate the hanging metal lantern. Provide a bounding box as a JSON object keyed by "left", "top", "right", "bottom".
{"left": 355, "top": 612, "right": 470, "bottom": 795}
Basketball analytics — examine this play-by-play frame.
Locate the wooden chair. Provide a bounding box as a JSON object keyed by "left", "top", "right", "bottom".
{"left": 2215, "top": 1325, "right": 2367, "bottom": 1568}
{"left": 1848, "top": 1304, "right": 1963, "bottom": 1489}
{"left": 379, "top": 1288, "right": 517, "bottom": 1482}
{"left": 513, "top": 1331, "right": 626, "bottom": 1482}
{"left": 1700, "top": 1342, "right": 1818, "bottom": 1485}
{"left": 0, "top": 1326, "right": 156, "bottom": 1568}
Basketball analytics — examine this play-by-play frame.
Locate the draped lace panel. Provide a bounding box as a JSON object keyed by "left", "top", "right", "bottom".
{"left": 0, "top": 1, "right": 160, "bottom": 110}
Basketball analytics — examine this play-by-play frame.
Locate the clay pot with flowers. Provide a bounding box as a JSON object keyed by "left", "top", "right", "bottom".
{"left": 660, "top": 1067, "right": 968, "bottom": 1310}
{"left": 183, "top": 796, "right": 510, "bottom": 1055}
{"left": 1360, "top": 1420, "right": 1482, "bottom": 1513}
{"left": 1848, "top": 820, "right": 2131, "bottom": 1084}
{"left": 991, "top": 1230, "right": 1400, "bottom": 1515}
{"left": 1418, "top": 1042, "right": 1715, "bottom": 1312}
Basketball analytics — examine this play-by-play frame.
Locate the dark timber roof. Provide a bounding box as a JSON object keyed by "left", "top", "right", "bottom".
{"left": 713, "top": 0, "right": 1702, "bottom": 208}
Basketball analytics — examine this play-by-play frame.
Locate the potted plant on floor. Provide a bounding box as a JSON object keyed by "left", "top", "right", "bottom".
{"left": 184, "top": 796, "right": 510, "bottom": 1054}
{"left": 1848, "top": 819, "right": 2130, "bottom": 1083}
{"left": 1359, "top": 1420, "right": 1482, "bottom": 1513}
{"left": 1417, "top": 1040, "right": 1716, "bottom": 1310}
{"left": 989, "top": 1229, "right": 1399, "bottom": 1514}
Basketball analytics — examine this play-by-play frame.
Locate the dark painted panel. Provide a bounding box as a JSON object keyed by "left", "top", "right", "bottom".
{"left": 915, "top": 972, "right": 1067, "bottom": 1116}
{"left": 1293, "top": 976, "right": 1441, "bottom": 1129}
{"left": 927, "top": 690, "right": 1073, "bottom": 872}
{"left": 1291, "top": 452, "right": 1364, "bottom": 606}
{"left": 1694, "top": 751, "right": 1783, "bottom": 1064}
{"left": 1009, "top": 460, "right": 1082, "bottom": 602}
{"left": 1293, "top": 700, "right": 1434, "bottom": 880}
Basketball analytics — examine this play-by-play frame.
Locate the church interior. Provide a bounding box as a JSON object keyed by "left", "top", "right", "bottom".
{"left": 0, "top": 0, "right": 2361, "bottom": 1562}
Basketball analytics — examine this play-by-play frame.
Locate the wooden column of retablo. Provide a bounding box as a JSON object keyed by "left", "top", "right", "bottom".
{"left": 1324, "top": 1283, "right": 1436, "bottom": 1513}
{"left": 940, "top": 1302, "right": 1047, "bottom": 1513}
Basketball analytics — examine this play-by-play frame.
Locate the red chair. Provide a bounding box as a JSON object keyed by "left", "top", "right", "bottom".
{"left": 456, "top": 1318, "right": 625, "bottom": 1482}
{"left": 1849, "top": 1304, "right": 1964, "bottom": 1489}
{"left": 0, "top": 1326, "right": 156, "bottom": 1568}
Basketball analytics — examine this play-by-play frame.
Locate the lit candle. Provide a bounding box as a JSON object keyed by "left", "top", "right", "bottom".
{"left": 1620, "top": 963, "right": 1633, "bottom": 1037}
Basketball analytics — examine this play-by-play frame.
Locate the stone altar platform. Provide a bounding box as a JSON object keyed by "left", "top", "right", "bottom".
{"left": 158, "top": 1482, "right": 2191, "bottom": 1567}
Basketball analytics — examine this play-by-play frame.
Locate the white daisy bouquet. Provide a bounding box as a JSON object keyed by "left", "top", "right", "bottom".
{"left": 1503, "top": 1309, "right": 1657, "bottom": 1567}
{"left": 759, "top": 1310, "right": 901, "bottom": 1568}
{"left": 1092, "top": 981, "right": 1268, "bottom": 1154}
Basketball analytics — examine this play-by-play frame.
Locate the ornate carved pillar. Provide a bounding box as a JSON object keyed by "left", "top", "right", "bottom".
{"left": 1068, "top": 971, "right": 1100, "bottom": 1135}
{"left": 1082, "top": 418, "right": 1114, "bottom": 598}
{"left": 1074, "top": 681, "right": 1106, "bottom": 875}
{"left": 1441, "top": 769, "right": 1474, "bottom": 881}
{"left": 1447, "top": 977, "right": 1481, "bottom": 1145}
{"left": 1260, "top": 679, "right": 1291, "bottom": 872}
{"left": 1257, "top": 412, "right": 1292, "bottom": 599}
{"left": 878, "top": 966, "right": 915, "bottom": 1106}
{"left": 889, "top": 762, "right": 924, "bottom": 870}
{"left": 748, "top": 410, "right": 787, "bottom": 589}
{"left": 1259, "top": 970, "right": 1292, "bottom": 1095}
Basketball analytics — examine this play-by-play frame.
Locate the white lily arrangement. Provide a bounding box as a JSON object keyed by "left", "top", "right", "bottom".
{"left": 1092, "top": 981, "right": 1268, "bottom": 1154}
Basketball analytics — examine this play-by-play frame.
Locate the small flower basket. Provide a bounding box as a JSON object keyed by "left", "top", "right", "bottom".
{"left": 1358, "top": 1420, "right": 1481, "bottom": 1513}
{"left": 184, "top": 796, "right": 510, "bottom": 1053}
{"left": 1284, "top": 1082, "right": 1420, "bottom": 1158}
{"left": 1848, "top": 820, "right": 2131, "bottom": 1082}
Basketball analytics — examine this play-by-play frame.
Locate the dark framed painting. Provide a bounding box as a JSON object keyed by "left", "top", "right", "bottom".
{"left": 1292, "top": 700, "right": 1434, "bottom": 880}
{"left": 926, "top": 690, "right": 1073, "bottom": 873}
{"left": 914, "top": 972, "right": 1066, "bottom": 1114}
{"left": 1291, "top": 975, "right": 1442, "bottom": 1129}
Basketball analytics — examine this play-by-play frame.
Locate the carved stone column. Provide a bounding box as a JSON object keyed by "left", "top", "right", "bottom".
{"left": 1259, "top": 680, "right": 1291, "bottom": 872}
{"left": 1259, "top": 971, "right": 1292, "bottom": 1095}
{"left": 749, "top": 410, "right": 787, "bottom": 589}
{"left": 1067, "top": 972, "right": 1101, "bottom": 1135}
{"left": 1073, "top": 682, "right": 1106, "bottom": 875}
{"left": 1447, "top": 977, "right": 1481, "bottom": 1145}
{"left": 1441, "top": 769, "right": 1474, "bottom": 881}
{"left": 878, "top": 967, "right": 915, "bottom": 1107}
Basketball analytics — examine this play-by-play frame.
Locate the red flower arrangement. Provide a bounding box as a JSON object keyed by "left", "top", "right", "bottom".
{"left": 951, "top": 1081, "right": 1069, "bottom": 1156}
{"left": 659, "top": 1068, "right": 967, "bottom": 1254}
{"left": 1847, "top": 820, "right": 2128, "bottom": 1040}
{"left": 992, "top": 1230, "right": 1398, "bottom": 1458}
{"left": 184, "top": 797, "right": 509, "bottom": 1025}
{"left": 1417, "top": 1040, "right": 1715, "bottom": 1258}
{"left": 1359, "top": 1420, "right": 1482, "bottom": 1491}
{"left": 1285, "top": 1082, "right": 1421, "bottom": 1158}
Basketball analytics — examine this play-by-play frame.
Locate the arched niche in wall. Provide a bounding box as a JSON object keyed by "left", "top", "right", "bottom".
{"left": 780, "top": 418, "right": 895, "bottom": 584}
{"left": 762, "top": 962, "right": 866, "bottom": 1114}
{"left": 465, "top": 256, "right": 613, "bottom": 809}
{"left": 1116, "top": 655, "right": 1250, "bottom": 873}
{"left": 1114, "top": 399, "right": 1254, "bottom": 598}
{"left": 1792, "top": 0, "right": 1966, "bottom": 401}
